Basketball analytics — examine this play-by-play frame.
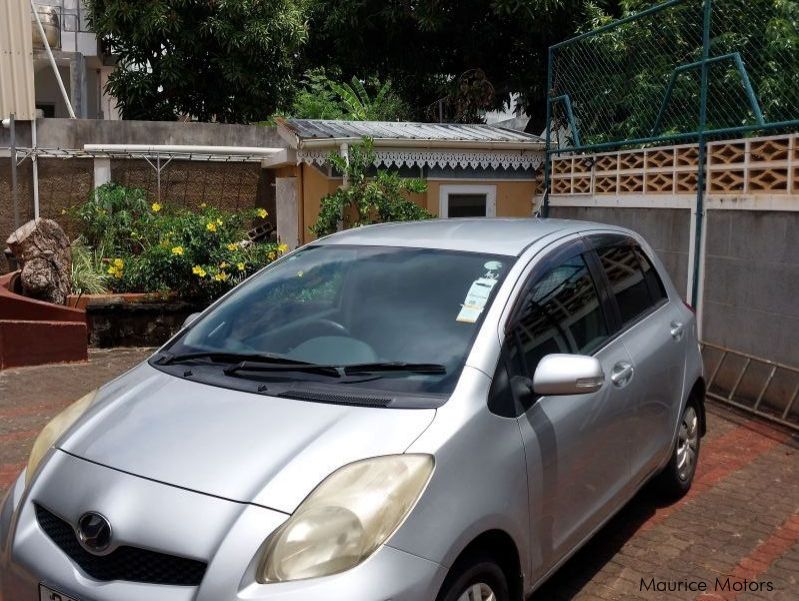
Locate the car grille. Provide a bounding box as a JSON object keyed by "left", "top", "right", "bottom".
{"left": 34, "top": 504, "right": 207, "bottom": 586}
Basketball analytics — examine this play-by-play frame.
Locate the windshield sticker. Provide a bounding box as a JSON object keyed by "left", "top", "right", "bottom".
{"left": 483, "top": 261, "right": 504, "bottom": 279}
{"left": 457, "top": 277, "right": 498, "bottom": 323}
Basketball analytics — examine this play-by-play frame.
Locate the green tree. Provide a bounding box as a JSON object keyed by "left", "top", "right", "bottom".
{"left": 302, "top": 0, "right": 620, "bottom": 129}
{"left": 86, "top": 0, "right": 310, "bottom": 122}
{"left": 310, "top": 138, "right": 431, "bottom": 238}
{"left": 552, "top": 0, "right": 799, "bottom": 147}
{"left": 289, "top": 70, "right": 411, "bottom": 120}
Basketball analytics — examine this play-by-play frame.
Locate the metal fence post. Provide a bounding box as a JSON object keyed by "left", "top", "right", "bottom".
{"left": 542, "top": 46, "right": 554, "bottom": 217}
{"left": 690, "top": 0, "right": 713, "bottom": 313}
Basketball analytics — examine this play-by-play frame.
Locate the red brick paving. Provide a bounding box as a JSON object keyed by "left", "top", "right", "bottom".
{"left": 696, "top": 513, "right": 799, "bottom": 601}
{"left": 1, "top": 352, "right": 798, "bottom": 600}
{"left": 640, "top": 422, "right": 791, "bottom": 533}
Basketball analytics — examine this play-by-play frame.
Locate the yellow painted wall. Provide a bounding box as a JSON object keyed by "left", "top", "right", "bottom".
{"left": 297, "top": 169, "right": 538, "bottom": 243}
{"left": 301, "top": 164, "right": 341, "bottom": 242}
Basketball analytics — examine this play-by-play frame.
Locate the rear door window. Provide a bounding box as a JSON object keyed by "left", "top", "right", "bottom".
{"left": 596, "top": 243, "right": 666, "bottom": 326}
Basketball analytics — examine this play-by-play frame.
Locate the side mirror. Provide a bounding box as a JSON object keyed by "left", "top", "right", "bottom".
{"left": 533, "top": 354, "right": 605, "bottom": 396}
{"left": 182, "top": 312, "right": 202, "bottom": 329}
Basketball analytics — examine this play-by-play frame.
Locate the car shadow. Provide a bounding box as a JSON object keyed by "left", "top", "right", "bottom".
{"left": 528, "top": 483, "right": 672, "bottom": 600}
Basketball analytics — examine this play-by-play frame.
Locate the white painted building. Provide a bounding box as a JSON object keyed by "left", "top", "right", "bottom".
{"left": 31, "top": 0, "right": 119, "bottom": 119}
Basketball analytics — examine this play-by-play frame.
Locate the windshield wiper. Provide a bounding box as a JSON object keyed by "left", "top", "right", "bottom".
{"left": 157, "top": 351, "right": 313, "bottom": 367}
{"left": 223, "top": 360, "right": 445, "bottom": 378}
{"left": 341, "top": 362, "right": 446, "bottom": 376}
{"left": 157, "top": 353, "right": 444, "bottom": 379}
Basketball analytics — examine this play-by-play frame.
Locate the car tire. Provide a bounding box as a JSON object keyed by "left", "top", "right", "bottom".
{"left": 437, "top": 553, "right": 511, "bottom": 601}
{"left": 655, "top": 397, "right": 701, "bottom": 499}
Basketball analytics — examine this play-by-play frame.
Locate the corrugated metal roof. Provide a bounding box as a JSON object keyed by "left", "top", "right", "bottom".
{"left": 284, "top": 119, "right": 541, "bottom": 144}
{"left": 0, "top": 0, "right": 36, "bottom": 121}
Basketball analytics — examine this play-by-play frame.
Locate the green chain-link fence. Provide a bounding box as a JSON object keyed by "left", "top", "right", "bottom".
{"left": 542, "top": 0, "right": 799, "bottom": 305}
{"left": 545, "top": 0, "right": 799, "bottom": 153}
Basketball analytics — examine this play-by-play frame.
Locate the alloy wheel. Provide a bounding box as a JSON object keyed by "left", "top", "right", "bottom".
{"left": 457, "top": 583, "right": 497, "bottom": 601}
{"left": 676, "top": 405, "right": 699, "bottom": 481}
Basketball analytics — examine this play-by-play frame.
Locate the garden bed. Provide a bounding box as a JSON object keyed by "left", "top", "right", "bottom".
{"left": 68, "top": 293, "right": 203, "bottom": 348}
{"left": 62, "top": 183, "right": 285, "bottom": 347}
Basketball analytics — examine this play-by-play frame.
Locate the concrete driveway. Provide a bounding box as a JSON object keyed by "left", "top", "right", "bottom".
{"left": 1, "top": 350, "right": 797, "bottom": 599}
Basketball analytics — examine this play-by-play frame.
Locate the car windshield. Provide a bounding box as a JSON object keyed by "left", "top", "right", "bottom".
{"left": 166, "top": 244, "right": 511, "bottom": 394}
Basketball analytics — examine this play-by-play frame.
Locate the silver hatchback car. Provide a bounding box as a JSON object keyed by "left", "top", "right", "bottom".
{"left": 1, "top": 219, "right": 705, "bottom": 601}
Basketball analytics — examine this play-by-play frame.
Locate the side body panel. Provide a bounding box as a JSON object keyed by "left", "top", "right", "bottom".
{"left": 394, "top": 367, "right": 531, "bottom": 580}
{"left": 516, "top": 335, "right": 633, "bottom": 583}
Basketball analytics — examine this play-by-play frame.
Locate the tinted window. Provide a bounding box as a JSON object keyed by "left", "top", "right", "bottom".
{"left": 513, "top": 254, "right": 608, "bottom": 376}
{"left": 597, "top": 244, "right": 663, "bottom": 325}
{"left": 635, "top": 247, "right": 667, "bottom": 303}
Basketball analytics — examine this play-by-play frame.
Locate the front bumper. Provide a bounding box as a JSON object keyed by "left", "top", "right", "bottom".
{"left": 0, "top": 452, "right": 445, "bottom": 601}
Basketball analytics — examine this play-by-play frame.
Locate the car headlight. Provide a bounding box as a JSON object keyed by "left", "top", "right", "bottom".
{"left": 258, "top": 454, "right": 434, "bottom": 583}
{"left": 26, "top": 389, "right": 97, "bottom": 486}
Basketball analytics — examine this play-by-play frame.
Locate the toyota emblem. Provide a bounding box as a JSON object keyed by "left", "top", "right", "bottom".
{"left": 76, "top": 512, "right": 112, "bottom": 554}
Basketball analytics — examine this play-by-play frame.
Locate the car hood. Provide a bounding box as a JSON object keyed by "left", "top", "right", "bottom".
{"left": 60, "top": 363, "right": 436, "bottom": 514}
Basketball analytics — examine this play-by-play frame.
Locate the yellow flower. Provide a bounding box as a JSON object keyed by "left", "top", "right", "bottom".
{"left": 151, "top": 202, "right": 162, "bottom": 213}
{"left": 113, "top": 258, "right": 124, "bottom": 268}
{"left": 192, "top": 265, "right": 207, "bottom": 278}
{"left": 256, "top": 208, "right": 268, "bottom": 219}
{"left": 277, "top": 243, "right": 288, "bottom": 254}
{"left": 107, "top": 263, "right": 123, "bottom": 279}
{"left": 216, "top": 218, "right": 223, "bottom": 225}
{"left": 171, "top": 246, "right": 184, "bottom": 256}
{"left": 206, "top": 222, "right": 217, "bottom": 233}
{"left": 200, "top": 202, "right": 207, "bottom": 208}
{"left": 226, "top": 243, "right": 238, "bottom": 251}
{"left": 267, "top": 251, "right": 276, "bottom": 261}
{"left": 213, "top": 272, "right": 229, "bottom": 282}
{"left": 237, "top": 262, "right": 245, "bottom": 271}
{"left": 219, "top": 261, "right": 228, "bottom": 269}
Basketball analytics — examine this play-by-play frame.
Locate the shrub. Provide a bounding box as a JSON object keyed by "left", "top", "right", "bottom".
{"left": 71, "top": 185, "right": 286, "bottom": 302}
{"left": 310, "top": 138, "right": 431, "bottom": 238}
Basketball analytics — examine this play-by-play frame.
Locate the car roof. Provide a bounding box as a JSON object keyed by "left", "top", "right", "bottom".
{"left": 314, "top": 218, "right": 630, "bottom": 256}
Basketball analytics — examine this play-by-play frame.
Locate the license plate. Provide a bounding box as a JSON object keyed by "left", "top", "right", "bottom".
{"left": 39, "top": 583, "right": 80, "bottom": 601}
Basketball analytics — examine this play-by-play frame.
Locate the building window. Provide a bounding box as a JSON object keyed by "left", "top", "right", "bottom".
{"left": 439, "top": 185, "right": 497, "bottom": 218}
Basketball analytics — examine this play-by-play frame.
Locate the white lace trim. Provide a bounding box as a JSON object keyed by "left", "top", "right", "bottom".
{"left": 297, "top": 147, "right": 542, "bottom": 170}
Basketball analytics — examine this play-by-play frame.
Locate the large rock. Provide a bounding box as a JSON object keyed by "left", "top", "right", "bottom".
{"left": 6, "top": 219, "right": 72, "bottom": 305}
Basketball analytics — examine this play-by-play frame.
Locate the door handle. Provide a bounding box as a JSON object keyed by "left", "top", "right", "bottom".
{"left": 670, "top": 321, "right": 685, "bottom": 341}
{"left": 611, "top": 361, "right": 634, "bottom": 387}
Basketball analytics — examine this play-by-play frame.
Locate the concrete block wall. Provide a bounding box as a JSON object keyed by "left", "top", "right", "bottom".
{"left": 703, "top": 211, "right": 799, "bottom": 366}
